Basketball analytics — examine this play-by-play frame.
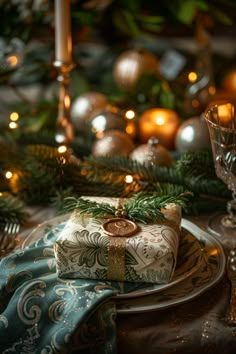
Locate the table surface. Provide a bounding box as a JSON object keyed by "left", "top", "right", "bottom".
{"left": 11, "top": 207, "right": 236, "bottom": 354}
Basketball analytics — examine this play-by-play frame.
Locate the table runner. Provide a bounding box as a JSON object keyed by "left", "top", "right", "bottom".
{"left": 0, "top": 225, "right": 117, "bottom": 354}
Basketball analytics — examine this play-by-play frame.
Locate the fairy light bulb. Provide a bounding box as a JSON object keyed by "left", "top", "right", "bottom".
{"left": 9, "top": 121, "right": 18, "bottom": 129}
{"left": 125, "top": 110, "right": 135, "bottom": 119}
{"left": 7, "top": 55, "right": 19, "bottom": 67}
{"left": 10, "top": 112, "right": 19, "bottom": 121}
{"left": 125, "top": 175, "right": 133, "bottom": 183}
{"left": 5, "top": 171, "right": 13, "bottom": 179}
{"left": 188, "top": 71, "right": 198, "bottom": 83}
{"left": 57, "top": 145, "right": 67, "bottom": 153}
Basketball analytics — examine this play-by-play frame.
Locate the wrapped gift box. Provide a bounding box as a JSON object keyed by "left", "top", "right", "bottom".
{"left": 54, "top": 197, "right": 182, "bottom": 284}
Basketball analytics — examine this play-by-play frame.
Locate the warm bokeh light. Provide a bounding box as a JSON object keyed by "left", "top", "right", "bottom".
{"left": 139, "top": 108, "right": 180, "bottom": 149}
{"left": 192, "top": 99, "right": 200, "bottom": 108}
{"left": 217, "top": 103, "right": 233, "bottom": 124}
{"left": 7, "top": 55, "right": 18, "bottom": 67}
{"left": 222, "top": 69, "right": 236, "bottom": 92}
{"left": 188, "top": 71, "right": 197, "bottom": 82}
{"left": 125, "top": 175, "right": 133, "bottom": 183}
{"left": 125, "top": 110, "right": 135, "bottom": 119}
{"left": 125, "top": 120, "right": 136, "bottom": 138}
{"left": 9, "top": 121, "right": 18, "bottom": 129}
{"left": 209, "top": 249, "right": 218, "bottom": 256}
{"left": 5, "top": 171, "right": 13, "bottom": 179}
{"left": 64, "top": 94, "right": 71, "bottom": 109}
{"left": 155, "top": 116, "right": 165, "bottom": 126}
{"left": 10, "top": 112, "right": 19, "bottom": 121}
{"left": 209, "top": 86, "right": 216, "bottom": 95}
{"left": 57, "top": 145, "right": 67, "bottom": 153}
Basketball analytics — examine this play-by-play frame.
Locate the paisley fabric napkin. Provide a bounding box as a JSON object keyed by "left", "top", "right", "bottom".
{"left": 0, "top": 223, "right": 117, "bottom": 354}
{"left": 54, "top": 197, "right": 182, "bottom": 284}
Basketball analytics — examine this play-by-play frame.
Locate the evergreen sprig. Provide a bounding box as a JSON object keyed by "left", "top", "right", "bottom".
{"left": 62, "top": 197, "right": 116, "bottom": 218}
{"left": 124, "top": 191, "right": 192, "bottom": 223}
{"left": 61, "top": 191, "right": 192, "bottom": 224}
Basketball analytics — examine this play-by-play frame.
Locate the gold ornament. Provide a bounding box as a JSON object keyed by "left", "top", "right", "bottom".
{"left": 70, "top": 92, "right": 108, "bottom": 134}
{"left": 113, "top": 49, "right": 159, "bottom": 92}
{"left": 221, "top": 69, "right": 236, "bottom": 93}
{"left": 130, "top": 137, "right": 173, "bottom": 167}
{"left": 92, "top": 129, "right": 134, "bottom": 157}
{"left": 139, "top": 107, "right": 180, "bottom": 150}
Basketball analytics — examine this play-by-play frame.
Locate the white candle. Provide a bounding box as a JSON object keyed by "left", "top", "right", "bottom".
{"left": 55, "top": 0, "right": 72, "bottom": 62}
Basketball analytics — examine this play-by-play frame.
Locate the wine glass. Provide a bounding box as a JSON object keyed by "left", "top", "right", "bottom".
{"left": 204, "top": 102, "right": 236, "bottom": 237}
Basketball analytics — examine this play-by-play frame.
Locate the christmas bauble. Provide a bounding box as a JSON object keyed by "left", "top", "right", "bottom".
{"left": 139, "top": 107, "right": 180, "bottom": 150}
{"left": 130, "top": 137, "right": 173, "bottom": 167}
{"left": 92, "top": 130, "right": 135, "bottom": 157}
{"left": 70, "top": 92, "right": 108, "bottom": 134}
{"left": 221, "top": 68, "right": 236, "bottom": 93}
{"left": 89, "top": 105, "right": 127, "bottom": 136}
{"left": 113, "top": 49, "right": 159, "bottom": 92}
{"left": 175, "top": 116, "right": 211, "bottom": 153}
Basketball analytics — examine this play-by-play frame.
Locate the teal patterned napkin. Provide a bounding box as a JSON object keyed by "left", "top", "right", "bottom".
{"left": 0, "top": 224, "right": 117, "bottom": 354}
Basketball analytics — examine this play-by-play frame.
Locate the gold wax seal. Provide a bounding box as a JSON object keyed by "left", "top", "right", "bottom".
{"left": 102, "top": 218, "right": 139, "bottom": 237}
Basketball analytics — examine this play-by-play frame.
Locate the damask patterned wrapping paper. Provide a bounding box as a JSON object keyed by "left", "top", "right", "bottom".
{"left": 54, "top": 197, "right": 182, "bottom": 284}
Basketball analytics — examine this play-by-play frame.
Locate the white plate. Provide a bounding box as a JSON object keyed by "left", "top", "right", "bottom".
{"left": 116, "top": 219, "right": 225, "bottom": 313}
{"left": 21, "top": 214, "right": 203, "bottom": 299}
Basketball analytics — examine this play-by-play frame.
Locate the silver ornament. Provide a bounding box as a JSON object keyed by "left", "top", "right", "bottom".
{"left": 70, "top": 92, "right": 107, "bottom": 134}
{"left": 113, "top": 49, "right": 159, "bottom": 92}
{"left": 175, "top": 116, "right": 211, "bottom": 153}
{"left": 130, "top": 137, "right": 173, "bottom": 167}
{"left": 92, "top": 130, "right": 134, "bottom": 157}
{"left": 89, "top": 105, "right": 127, "bottom": 136}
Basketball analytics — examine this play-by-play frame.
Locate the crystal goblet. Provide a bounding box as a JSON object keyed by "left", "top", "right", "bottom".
{"left": 204, "top": 102, "right": 236, "bottom": 237}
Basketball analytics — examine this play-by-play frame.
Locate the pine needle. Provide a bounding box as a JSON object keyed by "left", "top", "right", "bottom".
{"left": 61, "top": 191, "right": 192, "bottom": 224}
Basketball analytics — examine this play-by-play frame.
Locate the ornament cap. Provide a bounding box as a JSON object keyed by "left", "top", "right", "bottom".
{"left": 148, "top": 136, "right": 159, "bottom": 148}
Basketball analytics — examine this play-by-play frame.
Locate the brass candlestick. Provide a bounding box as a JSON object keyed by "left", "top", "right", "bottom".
{"left": 54, "top": 60, "right": 75, "bottom": 144}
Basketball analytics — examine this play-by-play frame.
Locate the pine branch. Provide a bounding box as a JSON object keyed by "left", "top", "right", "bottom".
{"left": 124, "top": 191, "right": 192, "bottom": 223}
{"left": 61, "top": 191, "right": 192, "bottom": 224}
{"left": 62, "top": 197, "right": 115, "bottom": 217}
{"left": 175, "top": 150, "right": 216, "bottom": 178}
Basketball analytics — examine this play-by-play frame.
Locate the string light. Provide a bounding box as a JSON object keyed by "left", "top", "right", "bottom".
{"left": 9, "top": 121, "right": 18, "bottom": 129}
{"left": 7, "top": 55, "right": 18, "bottom": 67}
{"left": 10, "top": 112, "right": 19, "bottom": 121}
{"left": 57, "top": 145, "right": 67, "bottom": 153}
{"left": 9, "top": 112, "right": 19, "bottom": 129}
{"left": 188, "top": 71, "right": 198, "bottom": 83}
{"left": 125, "top": 175, "right": 133, "bottom": 183}
{"left": 5, "top": 171, "right": 13, "bottom": 179}
{"left": 125, "top": 110, "right": 135, "bottom": 119}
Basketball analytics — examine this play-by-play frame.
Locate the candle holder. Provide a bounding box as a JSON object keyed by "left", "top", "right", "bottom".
{"left": 54, "top": 60, "right": 75, "bottom": 144}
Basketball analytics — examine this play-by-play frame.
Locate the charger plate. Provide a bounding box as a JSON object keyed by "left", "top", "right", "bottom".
{"left": 21, "top": 216, "right": 225, "bottom": 312}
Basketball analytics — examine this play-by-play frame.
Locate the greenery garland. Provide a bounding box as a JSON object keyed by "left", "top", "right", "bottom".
{"left": 0, "top": 137, "right": 228, "bottom": 232}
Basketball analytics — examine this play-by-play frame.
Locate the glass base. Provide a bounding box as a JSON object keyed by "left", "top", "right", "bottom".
{"left": 207, "top": 212, "right": 236, "bottom": 237}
